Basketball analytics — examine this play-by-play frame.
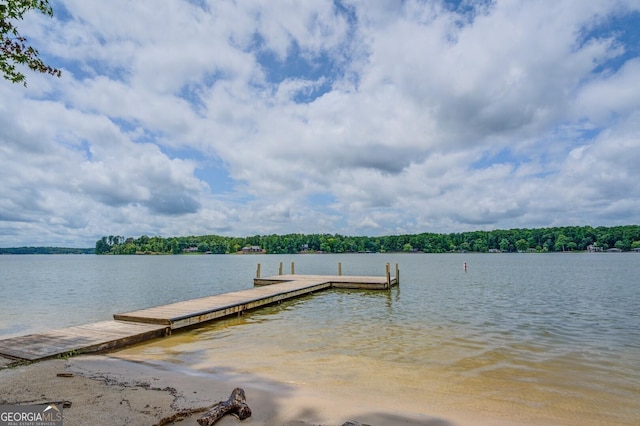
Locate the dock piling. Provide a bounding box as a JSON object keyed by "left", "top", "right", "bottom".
{"left": 256, "top": 263, "right": 261, "bottom": 278}
{"left": 279, "top": 262, "right": 283, "bottom": 275}
{"left": 338, "top": 262, "right": 342, "bottom": 276}
{"left": 385, "top": 263, "right": 391, "bottom": 289}
{"left": 396, "top": 263, "right": 400, "bottom": 286}
{"left": 291, "top": 262, "right": 295, "bottom": 275}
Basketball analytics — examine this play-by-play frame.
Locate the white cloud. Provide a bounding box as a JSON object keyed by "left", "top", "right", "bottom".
{"left": 575, "top": 58, "right": 640, "bottom": 123}
{"left": 1, "top": 0, "right": 639, "bottom": 246}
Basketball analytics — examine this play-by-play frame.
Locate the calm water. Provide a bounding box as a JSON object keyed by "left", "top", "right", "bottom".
{"left": 1, "top": 253, "right": 639, "bottom": 424}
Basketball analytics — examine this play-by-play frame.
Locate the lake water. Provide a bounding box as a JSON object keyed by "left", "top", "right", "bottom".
{"left": 1, "top": 253, "right": 639, "bottom": 424}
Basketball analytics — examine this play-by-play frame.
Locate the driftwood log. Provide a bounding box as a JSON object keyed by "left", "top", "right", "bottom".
{"left": 197, "top": 388, "right": 252, "bottom": 426}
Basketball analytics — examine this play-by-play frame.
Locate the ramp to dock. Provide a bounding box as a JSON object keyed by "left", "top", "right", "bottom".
{"left": 0, "top": 271, "right": 397, "bottom": 363}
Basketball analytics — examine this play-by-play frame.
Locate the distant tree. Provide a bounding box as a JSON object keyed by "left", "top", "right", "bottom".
{"left": 95, "top": 237, "right": 110, "bottom": 254}
{"left": 1, "top": 0, "right": 61, "bottom": 85}
{"left": 614, "top": 240, "right": 629, "bottom": 251}
{"left": 169, "top": 238, "right": 181, "bottom": 254}
{"left": 472, "top": 238, "right": 488, "bottom": 252}
{"left": 515, "top": 239, "right": 529, "bottom": 252}
{"left": 554, "top": 234, "right": 570, "bottom": 252}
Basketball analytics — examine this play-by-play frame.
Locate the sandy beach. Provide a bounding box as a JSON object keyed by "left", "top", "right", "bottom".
{"left": 0, "top": 355, "right": 452, "bottom": 426}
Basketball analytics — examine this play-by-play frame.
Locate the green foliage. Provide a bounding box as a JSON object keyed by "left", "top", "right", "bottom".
{"left": 94, "top": 225, "right": 640, "bottom": 255}
{"left": 515, "top": 239, "right": 529, "bottom": 252}
{"left": 1, "top": 0, "right": 61, "bottom": 85}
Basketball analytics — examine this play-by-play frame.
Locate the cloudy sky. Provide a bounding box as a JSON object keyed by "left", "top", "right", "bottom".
{"left": 1, "top": 0, "right": 639, "bottom": 247}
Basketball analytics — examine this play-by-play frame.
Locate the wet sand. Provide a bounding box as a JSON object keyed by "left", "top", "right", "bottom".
{"left": 0, "top": 355, "right": 453, "bottom": 426}
{"left": 4, "top": 350, "right": 628, "bottom": 425}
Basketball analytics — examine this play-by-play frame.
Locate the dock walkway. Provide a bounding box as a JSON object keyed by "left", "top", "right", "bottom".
{"left": 0, "top": 270, "right": 397, "bottom": 363}
{"left": 113, "top": 277, "right": 332, "bottom": 329}
{"left": 0, "top": 321, "right": 168, "bottom": 361}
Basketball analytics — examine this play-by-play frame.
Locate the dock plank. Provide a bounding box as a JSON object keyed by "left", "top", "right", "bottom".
{"left": 0, "top": 321, "right": 168, "bottom": 361}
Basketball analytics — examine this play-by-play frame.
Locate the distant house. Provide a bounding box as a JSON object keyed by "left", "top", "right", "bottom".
{"left": 587, "top": 245, "right": 603, "bottom": 252}
{"left": 183, "top": 246, "right": 199, "bottom": 253}
{"left": 241, "top": 246, "right": 264, "bottom": 254}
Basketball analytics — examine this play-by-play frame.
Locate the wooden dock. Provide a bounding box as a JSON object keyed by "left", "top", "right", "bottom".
{"left": 0, "top": 268, "right": 398, "bottom": 363}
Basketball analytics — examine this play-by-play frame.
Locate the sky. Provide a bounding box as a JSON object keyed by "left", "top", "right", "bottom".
{"left": 1, "top": 0, "right": 640, "bottom": 247}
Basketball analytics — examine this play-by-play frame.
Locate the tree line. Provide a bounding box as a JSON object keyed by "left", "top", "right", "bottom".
{"left": 95, "top": 225, "right": 640, "bottom": 255}
{"left": 0, "top": 246, "right": 94, "bottom": 255}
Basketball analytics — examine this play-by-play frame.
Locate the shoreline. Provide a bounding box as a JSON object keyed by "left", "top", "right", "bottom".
{"left": 0, "top": 355, "right": 452, "bottom": 426}
{"left": 2, "top": 352, "right": 635, "bottom": 425}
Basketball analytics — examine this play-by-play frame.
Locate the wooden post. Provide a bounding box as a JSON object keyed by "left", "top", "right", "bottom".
{"left": 395, "top": 263, "right": 400, "bottom": 286}
{"left": 385, "top": 263, "right": 390, "bottom": 289}
{"left": 338, "top": 262, "right": 342, "bottom": 276}
{"left": 256, "top": 263, "right": 261, "bottom": 278}
{"left": 279, "top": 262, "right": 283, "bottom": 275}
{"left": 291, "top": 262, "right": 295, "bottom": 275}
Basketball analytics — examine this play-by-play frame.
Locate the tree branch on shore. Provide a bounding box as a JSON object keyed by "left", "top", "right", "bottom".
{"left": 197, "top": 388, "right": 251, "bottom": 426}
{"left": 154, "top": 388, "right": 251, "bottom": 426}
{"left": 154, "top": 407, "right": 209, "bottom": 426}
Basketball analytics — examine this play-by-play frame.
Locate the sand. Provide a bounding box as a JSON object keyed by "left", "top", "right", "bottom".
{"left": 0, "top": 355, "right": 451, "bottom": 426}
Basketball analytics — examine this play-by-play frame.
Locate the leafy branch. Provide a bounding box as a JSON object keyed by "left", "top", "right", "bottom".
{"left": 0, "top": 0, "right": 61, "bottom": 86}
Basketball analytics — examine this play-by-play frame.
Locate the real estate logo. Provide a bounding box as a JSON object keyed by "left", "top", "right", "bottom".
{"left": 0, "top": 404, "right": 63, "bottom": 426}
